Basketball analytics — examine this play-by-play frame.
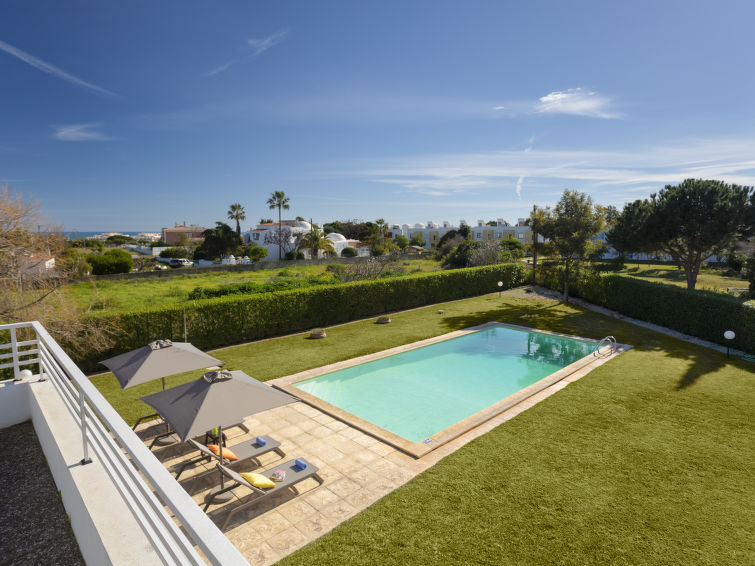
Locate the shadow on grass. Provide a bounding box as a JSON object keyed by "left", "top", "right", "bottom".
{"left": 437, "top": 297, "right": 754, "bottom": 390}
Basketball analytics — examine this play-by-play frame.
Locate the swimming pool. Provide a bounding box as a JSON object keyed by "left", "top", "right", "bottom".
{"left": 275, "top": 322, "right": 618, "bottom": 457}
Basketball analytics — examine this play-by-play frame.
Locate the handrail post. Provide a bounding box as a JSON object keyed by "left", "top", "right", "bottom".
{"left": 79, "top": 389, "right": 92, "bottom": 465}
{"left": 10, "top": 328, "right": 21, "bottom": 381}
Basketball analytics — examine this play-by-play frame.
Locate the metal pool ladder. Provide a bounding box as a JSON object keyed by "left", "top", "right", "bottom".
{"left": 593, "top": 335, "right": 617, "bottom": 357}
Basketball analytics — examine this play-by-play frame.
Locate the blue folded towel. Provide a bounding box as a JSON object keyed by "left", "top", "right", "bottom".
{"left": 294, "top": 458, "right": 307, "bottom": 471}
{"left": 255, "top": 436, "right": 266, "bottom": 446}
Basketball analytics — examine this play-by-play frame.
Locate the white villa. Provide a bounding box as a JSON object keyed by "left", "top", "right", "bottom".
{"left": 243, "top": 220, "right": 365, "bottom": 260}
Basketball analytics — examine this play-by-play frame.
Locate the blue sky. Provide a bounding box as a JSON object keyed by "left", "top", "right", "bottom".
{"left": 2, "top": 1, "right": 754, "bottom": 232}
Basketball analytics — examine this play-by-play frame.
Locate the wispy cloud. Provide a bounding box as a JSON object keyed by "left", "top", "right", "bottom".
{"left": 53, "top": 123, "right": 116, "bottom": 142}
{"left": 207, "top": 28, "right": 290, "bottom": 76}
{"left": 535, "top": 88, "right": 619, "bottom": 119}
{"left": 337, "top": 138, "right": 755, "bottom": 206}
{"left": 0, "top": 39, "right": 116, "bottom": 97}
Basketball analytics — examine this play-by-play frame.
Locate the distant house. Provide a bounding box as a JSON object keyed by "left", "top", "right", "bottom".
{"left": 161, "top": 223, "right": 206, "bottom": 244}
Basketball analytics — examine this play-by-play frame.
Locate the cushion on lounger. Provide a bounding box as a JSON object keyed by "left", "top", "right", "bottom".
{"left": 205, "top": 444, "right": 238, "bottom": 461}
{"left": 241, "top": 472, "right": 275, "bottom": 489}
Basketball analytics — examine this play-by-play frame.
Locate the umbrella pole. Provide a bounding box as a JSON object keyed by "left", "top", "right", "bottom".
{"left": 152, "top": 376, "right": 175, "bottom": 445}
{"left": 209, "top": 424, "right": 234, "bottom": 503}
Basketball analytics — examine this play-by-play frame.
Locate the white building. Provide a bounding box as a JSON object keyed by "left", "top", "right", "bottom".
{"left": 397, "top": 218, "right": 537, "bottom": 249}
{"left": 244, "top": 220, "right": 365, "bottom": 260}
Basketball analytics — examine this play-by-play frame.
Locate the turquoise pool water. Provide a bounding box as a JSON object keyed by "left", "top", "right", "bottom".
{"left": 295, "top": 325, "right": 594, "bottom": 442}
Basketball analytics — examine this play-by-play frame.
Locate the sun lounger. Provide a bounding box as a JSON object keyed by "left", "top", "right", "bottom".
{"left": 206, "top": 459, "right": 324, "bottom": 529}
{"left": 174, "top": 436, "right": 285, "bottom": 480}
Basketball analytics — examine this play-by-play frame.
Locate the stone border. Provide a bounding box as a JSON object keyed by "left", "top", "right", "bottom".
{"left": 272, "top": 322, "right": 630, "bottom": 458}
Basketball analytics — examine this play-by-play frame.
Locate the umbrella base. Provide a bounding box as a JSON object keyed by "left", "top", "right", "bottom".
{"left": 153, "top": 434, "right": 177, "bottom": 446}
{"left": 208, "top": 485, "right": 236, "bottom": 503}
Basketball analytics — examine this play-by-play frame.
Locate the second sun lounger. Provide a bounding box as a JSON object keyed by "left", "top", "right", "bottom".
{"left": 174, "top": 436, "right": 285, "bottom": 480}
{"left": 206, "top": 459, "right": 324, "bottom": 529}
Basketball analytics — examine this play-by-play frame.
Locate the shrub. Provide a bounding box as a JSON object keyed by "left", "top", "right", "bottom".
{"left": 87, "top": 249, "right": 134, "bottom": 275}
{"left": 158, "top": 247, "right": 192, "bottom": 259}
{"left": 76, "top": 263, "right": 528, "bottom": 371}
{"left": 536, "top": 264, "right": 755, "bottom": 353}
{"left": 341, "top": 247, "right": 357, "bottom": 257}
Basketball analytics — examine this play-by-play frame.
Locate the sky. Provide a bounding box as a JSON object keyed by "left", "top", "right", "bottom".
{"left": 2, "top": 0, "right": 755, "bottom": 232}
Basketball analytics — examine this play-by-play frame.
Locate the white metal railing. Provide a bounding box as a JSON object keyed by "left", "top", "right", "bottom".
{"left": 593, "top": 335, "right": 617, "bottom": 357}
{"left": 0, "top": 322, "right": 249, "bottom": 566}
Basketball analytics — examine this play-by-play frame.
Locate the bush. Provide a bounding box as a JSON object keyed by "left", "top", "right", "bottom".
{"left": 246, "top": 246, "right": 268, "bottom": 262}
{"left": 158, "top": 247, "right": 192, "bottom": 259}
{"left": 341, "top": 247, "right": 357, "bottom": 257}
{"left": 536, "top": 264, "right": 755, "bottom": 353}
{"left": 87, "top": 249, "right": 134, "bottom": 275}
{"left": 76, "top": 263, "right": 528, "bottom": 371}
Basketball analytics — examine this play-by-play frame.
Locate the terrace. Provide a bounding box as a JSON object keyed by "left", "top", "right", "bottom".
{"left": 1, "top": 290, "right": 753, "bottom": 565}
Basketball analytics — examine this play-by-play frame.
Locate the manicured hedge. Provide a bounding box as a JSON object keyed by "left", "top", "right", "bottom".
{"left": 77, "top": 263, "right": 527, "bottom": 371}
{"left": 536, "top": 265, "right": 755, "bottom": 353}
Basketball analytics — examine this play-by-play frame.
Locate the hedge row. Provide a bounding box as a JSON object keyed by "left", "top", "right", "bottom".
{"left": 536, "top": 265, "right": 755, "bottom": 353}
{"left": 76, "top": 263, "right": 527, "bottom": 372}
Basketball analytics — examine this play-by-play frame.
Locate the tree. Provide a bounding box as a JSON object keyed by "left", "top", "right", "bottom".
{"left": 259, "top": 218, "right": 274, "bottom": 224}
{"left": 263, "top": 226, "right": 302, "bottom": 258}
{"left": 500, "top": 237, "right": 525, "bottom": 259}
{"left": 158, "top": 247, "right": 192, "bottom": 259}
{"left": 409, "top": 233, "right": 427, "bottom": 248}
{"left": 442, "top": 240, "right": 483, "bottom": 268}
{"left": 266, "top": 191, "right": 290, "bottom": 260}
{"left": 393, "top": 234, "right": 409, "bottom": 250}
{"left": 245, "top": 245, "right": 268, "bottom": 262}
{"left": 194, "top": 222, "right": 242, "bottom": 260}
{"left": 539, "top": 190, "right": 605, "bottom": 302}
{"left": 87, "top": 249, "right": 134, "bottom": 275}
{"left": 607, "top": 179, "right": 752, "bottom": 289}
{"left": 364, "top": 218, "right": 390, "bottom": 255}
{"left": 105, "top": 234, "right": 135, "bottom": 245}
{"left": 526, "top": 204, "right": 550, "bottom": 282}
{"left": 227, "top": 203, "right": 246, "bottom": 236}
{"left": 0, "top": 186, "right": 114, "bottom": 358}
{"left": 298, "top": 222, "right": 335, "bottom": 259}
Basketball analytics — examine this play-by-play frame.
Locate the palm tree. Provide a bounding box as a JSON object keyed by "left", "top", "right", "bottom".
{"left": 298, "top": 220, "right": 335, "bottom": 259}
{"left": 266, "top": 191, "right": 290, "bottom": 259}
{"left": 227, "top": 203, "right": 246, "bottom": 236}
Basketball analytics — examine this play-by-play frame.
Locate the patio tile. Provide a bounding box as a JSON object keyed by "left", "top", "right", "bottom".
{"left": 289, "top": 431, "right": 317, "bottom": 448}
{"left": 353, "top": 433, "right": 380, "bottom": 447}
{"left": 347, "top": 466, "right": 382, "bottom": 487}
{"left": 353, "top": 449, "right": 380, "bottom": 466}
{"left": 319, "top": 500, "right": 358, "bottom": 522}
{"left": 384, "top": 450, "right": 416, "bottom": 467}
{"left": 277, "top": 424, "right": 305, "bottom": 438}
{"left": 344, "top": 487, "right": 381, "bottom": 509}
{"left": 325, "top": 419, "right": 349, "bottom": 432}
{"left": 313, "top": 414, "right": 335, "bottom": 425}
{"left": 310, "top": 425, "right": 335, "bottom": 439}
{"left": 336, "top": 427, "right": 363, "bottom": 440}
{"left": 294, "top": 515, "right": 337, "bottom": 539}
{"left": 303, "top": 487, "right": 341, "bottom": 510}
{"left": 245, "top": 511, "right": 292, "bottom": 540}
{"left": 326, "top": 476, "right": 362, "bottom": 498}
{"left": 277, "top": 499, "right": 319, "bottom": 524}
{"left": 239, "top": 541, "right": 280, "bottom": 566}
{"left": 292, "top": 403, "right": 321, "bottom": 417}
{"left": 328, "top": 457, "right": 363, "bottom": 475}
{"left": 295, "top": 419, "right": 320, "bottom": 432}
{"left": 368, "top": 442, "right": 396, "bottom": 457}
{"left": 327, "top": 435, "right": 363, "bottom": 455}
{"left": 266, "top": 526, "right": 310, "bottom": 554}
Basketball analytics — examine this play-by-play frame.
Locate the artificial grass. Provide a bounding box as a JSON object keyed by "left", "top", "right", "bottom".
{"left": 91, "top": 292, "right": 754, "bottom": 564}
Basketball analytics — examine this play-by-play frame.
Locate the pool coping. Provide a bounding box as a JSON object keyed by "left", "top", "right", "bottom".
{"left": 271, "top": 322, "right": 631, "bottom": 458}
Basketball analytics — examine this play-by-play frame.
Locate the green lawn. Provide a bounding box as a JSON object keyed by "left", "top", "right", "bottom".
{"left": 92, "top": 292, "right": 754, "bottom": 565}
{"left": 609, "top": 262, "right": 748, "bottom": 293}
{"left": 66, "top": 258, "right": 441, "bottom": 313}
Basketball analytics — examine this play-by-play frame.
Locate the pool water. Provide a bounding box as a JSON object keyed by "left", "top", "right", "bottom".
{"left": 294, "top": 325, "right": 594, "bottom": 442}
